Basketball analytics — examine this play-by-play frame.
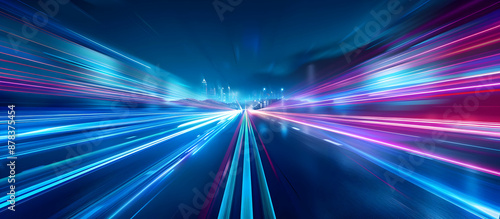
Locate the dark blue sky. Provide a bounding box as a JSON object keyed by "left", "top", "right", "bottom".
{"left": 27, "top": 0, "right": 403, "bottom": 91}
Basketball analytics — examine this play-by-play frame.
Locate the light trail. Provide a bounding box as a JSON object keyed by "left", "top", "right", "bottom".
{"left": 251, "top": 110, "right": 500, "bottom": 177}
{"left": 0, "top": 110, "right": 239, "bottom": 209}
{"left": 0, "top": 0, "right": 498, "bottom": 218}
{"left": 71, "top": 111, "right": 241, "bottom": 218}
{"left": 218, "top": 111, "right": 276, "bottom": 219}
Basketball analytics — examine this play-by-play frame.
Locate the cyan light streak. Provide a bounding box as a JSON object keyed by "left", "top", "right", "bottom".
{"left": 247, "top": 114, "right": 277, "bottom": 219}
{"left": 241, "top": 112, "right": 253, "bottom": 219}
{"left": 67, "top": 29, "right": 152, "bottom": 69}
{"left": 276, "top": 12, "right": 500, "bottom": 107}
{"left": 0, "top": 111, "right": 234, "bottom": 160}
{"left": 177, "top": 112, "right": 232, "bottom": 128}
{"left": 71, "top": 110, "right": 241, "bottom": 218}
{"left": 0, "top": 110, "right": 238, "bottom": 209}
{"left": 1, "top": 111, "right": 223, "bottom": 140}
{"left": 251, "top": 111, "right": 500, "bottom": 177}
{"left": 0, "top": 6, "right": 200, "bottom": 102}
{"left": 218, "top": 112, "right": 245, "bottom": 219}
{"left": 217, "top": 111, "right": 276, "bottom": 219}
{"left": 250, "top": 110, "right": 500, "bottom": 219}
{"left": 340, "top": 140, "right": 500, "bottom": 219}
{"left": 0, "top": 0, "right": 498, "bottom": 218}
{"left": 0, "top": 114, "right": 194, "bottom": 158}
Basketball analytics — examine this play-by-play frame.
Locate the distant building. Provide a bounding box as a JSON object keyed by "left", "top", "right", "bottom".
{"left": 202, "top": 78, "right": 207, "bottom": 98}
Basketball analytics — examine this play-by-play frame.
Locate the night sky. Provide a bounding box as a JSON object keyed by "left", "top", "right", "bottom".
{"left": 23, "top": 0, "right": 388, "bottom": 91}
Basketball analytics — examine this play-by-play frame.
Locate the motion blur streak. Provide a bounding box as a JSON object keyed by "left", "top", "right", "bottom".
{"left": 0, "top": 0, "right": 499, "bottom": 218}
{"left": 73, "top": 111, "right": 240, "bottom": 218}
{"left": 218, "top": 111, "right": 276, "bottom": 219}
{"left": 253, "top": 1, "right": 500, "bottom": 218}
{"left": 250, "top": 110, "right": 499, "bottom": 218}
{"left": 0, "top": 110, "right": 239, "bottom": 209}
